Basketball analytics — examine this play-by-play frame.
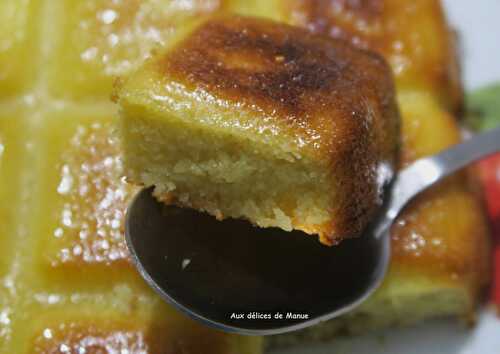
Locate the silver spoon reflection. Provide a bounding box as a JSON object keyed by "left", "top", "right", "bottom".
{"left": 125, "top": 127, "right": 500, "bottom": 336}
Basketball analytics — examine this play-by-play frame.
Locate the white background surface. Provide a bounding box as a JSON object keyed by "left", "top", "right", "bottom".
{"left": 273, "top": 1, "right": 500, "bottom": 353}
{"left": 443, "top": 0, "right": 500, "bottom": 89}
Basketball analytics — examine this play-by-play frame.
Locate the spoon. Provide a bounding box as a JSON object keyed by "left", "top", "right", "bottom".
{"left": 125, "top": 126, "right": 500, "bottom": 336}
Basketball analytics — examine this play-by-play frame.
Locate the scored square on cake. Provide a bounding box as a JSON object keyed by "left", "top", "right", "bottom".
{"left": 114, "top": 15, "right": 400, "bottom": 245}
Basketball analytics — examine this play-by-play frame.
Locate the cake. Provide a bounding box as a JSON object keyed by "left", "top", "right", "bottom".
{"left": 269, "top": 91, "right": 491, "bottom": 347}
{"left": 0, "top": 1, "right": 261, "bottom": 353}
{"left": 267, "top": 0, "right": 491, "bottom": 347}
{"left": 114, "top": 15, "right": 400, "bottom": 245}
{"left": 0, "top": 0, "right": 490, "bottom": 353}
{"left": 275, "top": 0, "right": 464, "bottom": 113}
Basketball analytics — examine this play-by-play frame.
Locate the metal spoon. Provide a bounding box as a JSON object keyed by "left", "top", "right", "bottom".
{"left": 125, "top": 126, "right": 500, "bottom": 336}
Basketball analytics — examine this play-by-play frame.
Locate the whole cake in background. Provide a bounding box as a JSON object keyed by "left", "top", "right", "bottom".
{"left": 0, "top": 0, "right": 490, "bottom": 353}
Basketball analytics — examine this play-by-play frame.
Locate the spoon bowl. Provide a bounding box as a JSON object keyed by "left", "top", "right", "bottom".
{"left": 126, "top": 126, "right": 500, "bottom": 335}
{"left": 126, "top": 187, "right": 390, "bottom": 335}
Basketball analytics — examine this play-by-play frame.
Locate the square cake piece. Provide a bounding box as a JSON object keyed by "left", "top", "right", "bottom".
{"left": 0, "top": 0, "right": 41, "bottom": 98}
{"left": 114, "top": 15, "right": 400, "bottom": 245}
{"left": 25, "top": 297, "right": 261, "bottom": 354}
{"left": 279, "top": 0, "right": 463, "bottom": 112}
{"left": 30, "top": 111, "right": 140, "bottom": 287}
{"left": 0, "top": 111, "right": 28, "bottom": 276}
{"left": 46, "top": 0, "right": 224, "bottom": 101}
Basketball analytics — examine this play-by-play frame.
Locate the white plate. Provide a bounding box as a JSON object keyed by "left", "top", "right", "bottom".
{"left": 272, "top": 1, "right": 500, "bottom": 353}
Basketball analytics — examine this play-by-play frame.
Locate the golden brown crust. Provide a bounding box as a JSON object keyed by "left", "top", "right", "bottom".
{"left": 388, "top": 95, "right": 491, "bottom": 306}
{"left": 154, "top": 15, "right": 400, "bottom": 243}
{"left": 283, "top": 0, "right": 463, "bottom": 112}
{"left": 391, "top": 175, "right": 490, "bottom": 283}
{"left": 158, "top": 16, "right": 398, "bottom": 150}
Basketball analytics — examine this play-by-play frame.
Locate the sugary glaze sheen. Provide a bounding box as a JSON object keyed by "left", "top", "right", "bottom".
{"left": 48, "top": 0, "right": 226, "bottom": 100}
{"left": 159, "top": 15, "right": 399, "bottom": 159}
{"left": 42, "top": 120, "right": 135, "bottom": 268}
{"left": 280, "top": 0, "right": 463, "bottom": 112}
{"left": 31, "top": 315, "right": 243, "bottom": 354}
{"left": 2, "top": 110, "right": 261, "bottom": 353}
{"left": 121, "top": 15, "right": 400, "bottom": 243}
{"left": 269, "top": 92, "right": 491, "bottom": 346}
{"left": 389, "top": 92, "right": 490, "bottom": 285}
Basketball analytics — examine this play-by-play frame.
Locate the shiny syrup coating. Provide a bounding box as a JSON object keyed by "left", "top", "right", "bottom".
{"left": 26, "top": 116, "right": 250, "bottom": 353}
{"left": 31, "top": 317, "right": 233, "bottom": 354}
{"left": 284, "top": 0, "right": 463, "bottom": 111}
{"left": 48, "top": 0, "right": 225, "bottom": 100}
{"left": 156, "top": 15, "right": 400, "bottom": 241}
{"left": 46, "top": 120, "right": 137, "bottom": 269}
{"left": 275, "top": 1, "right": 487, "bottom": 286}
{"left": 33, "top": 322, "right": 150, "bottom": 354}
{"left": 388, "top": 96, "right": 491, "bottom": 286}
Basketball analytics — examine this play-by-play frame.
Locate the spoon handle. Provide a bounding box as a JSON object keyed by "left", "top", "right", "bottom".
{"left": 386, "top": 126, "right": 500, "bottom": 220}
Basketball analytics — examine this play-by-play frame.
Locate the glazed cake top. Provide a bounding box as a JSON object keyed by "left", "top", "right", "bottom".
{"left": 280, "top": 0, "right": 462, "bottom": 111}
{"left": 117, "top": 15, "right": 399, "bottom": 167}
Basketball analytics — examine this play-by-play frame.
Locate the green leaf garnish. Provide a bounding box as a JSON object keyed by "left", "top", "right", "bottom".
{"left": 466, "top": 82, "right": 500, "bottom": 132}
